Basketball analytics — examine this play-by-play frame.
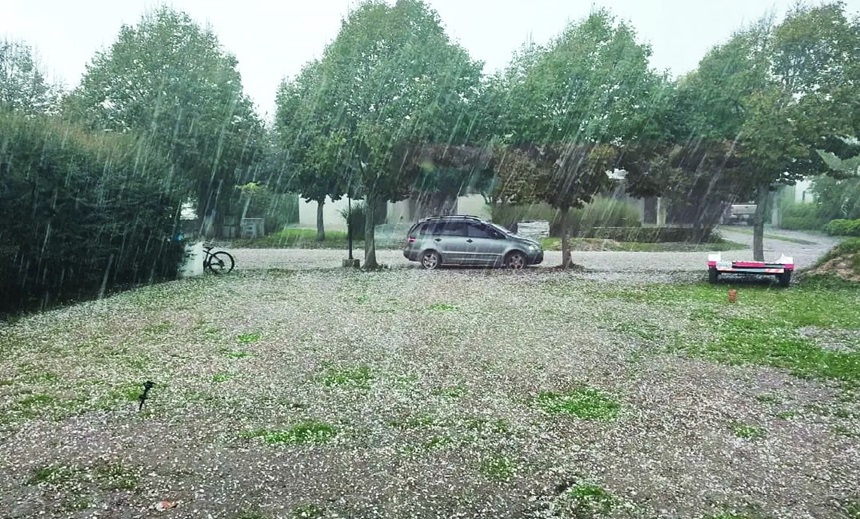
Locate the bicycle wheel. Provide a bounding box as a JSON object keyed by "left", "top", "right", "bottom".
{"left": 207, "top": 251, "right": 235, "bottom": 274}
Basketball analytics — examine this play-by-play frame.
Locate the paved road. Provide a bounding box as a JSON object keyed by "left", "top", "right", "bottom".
{"left": 229, "top": 227, "right": 836, "bottom": 273}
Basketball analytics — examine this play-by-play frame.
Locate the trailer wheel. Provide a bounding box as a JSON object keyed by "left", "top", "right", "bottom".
{"left": 708, "top": 268, "right": 719, "bottom": 284}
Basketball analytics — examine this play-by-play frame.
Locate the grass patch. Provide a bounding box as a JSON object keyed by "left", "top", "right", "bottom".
{"left": 212, "top": 373, "right": 233, "bottom": 383}
{"left": 560, "top": 483, "right": 617, "bottom": 515}
{"left": 143, "top": 321, "right": 172, "bottom": 334}
{"left": 232, "top": 227, "right": 350, "bottom": 249}
{"left": 607, "top": 283, "right": 860, "bottom": 387}
{"left": 428, "top": 303, "right": 457, "bottom": 312}
{"left": 731, "top": 423, "right": 766, "bottom": 440}
{"left": 431, "top": 385, "right": 466, "bottom": 398}
{"left": 423, "top": 435, "right": 455, "bottom": 450}
{"left": 237, "top": 332, "right": 261, "bottom": 344}
{"left": 242, "top": 421, "right": 337, "bottom": 446}
{"left": 221, "top": 348, "right": 253, "bottom": 359}
{"left": 321, "top": 365, "right": 373, "bottom": 389}
{"left": 535, "top": 387, "right": 620, "bottom": 420}
{"left": 479, "top": 455, "right": 514, "bottom": 481}
{"left": 93, "top": 462, "right": 141, "bottom": 491}
{"left": 27, "top": 462, "right": 140, "bottom": 491}
{"left": 754, "top": 393, "right": 782, "bottom": 404}
{"left": 722, "top": 226, "right": 818, "bottom": 245}
{"left": 389, "top": 413, "right": 437, "bottom": 430}
{"left": 539, "top": 237, "right": 747, "bottom": 252}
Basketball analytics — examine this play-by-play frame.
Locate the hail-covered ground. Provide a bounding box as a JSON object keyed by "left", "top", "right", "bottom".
{"left": 0, "top": 267, "right": 858, "bottom": 519}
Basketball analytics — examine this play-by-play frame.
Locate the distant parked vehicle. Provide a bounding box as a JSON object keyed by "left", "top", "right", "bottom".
{"left": 403, "top": 215, "right": 544, "bottom": 270}
{"left": 721, "top": 204, "right": 757, "bottom": 225}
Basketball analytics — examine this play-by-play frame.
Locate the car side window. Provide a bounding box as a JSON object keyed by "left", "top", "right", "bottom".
{"left": 438, "top": 221, "right": 468, "bottom": 237}
{"left": 466, "top": 223, "right": 492, "bottom": 239}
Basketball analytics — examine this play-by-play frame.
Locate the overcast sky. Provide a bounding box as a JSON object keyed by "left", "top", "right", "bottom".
{"left": 2, "top": 0, "right": 858, "bottom": 120}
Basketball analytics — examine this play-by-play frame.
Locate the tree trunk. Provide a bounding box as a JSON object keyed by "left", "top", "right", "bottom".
{"left": 316, "top": 200, "right": 325, "bottom": 242}
{"left": 559, "top": 205, "right": 572, "bottom": 269}
{"left": 752, "top": 182, "right": 770, "bottom": 261}
{"left": 364, "top": 193, "right": 378, "bottom": 269}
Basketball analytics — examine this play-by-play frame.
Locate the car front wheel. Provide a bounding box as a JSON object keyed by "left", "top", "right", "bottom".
{"left": 505, "top": 251, "right": 526, "bottom": 270}
{"left": 421, "top": 250, "right": 441, "bottom": 270}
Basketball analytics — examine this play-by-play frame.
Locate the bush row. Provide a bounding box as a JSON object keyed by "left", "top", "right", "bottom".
{"left": 489, "top": 197, "right": 642, "bottom": 237}
{"left": 0, "top": 113, "right": 185, "bottom": 314}
{"left": 824, "top": 219, "right": 860, "bottom": 237}
{"left": 579, "top": 226, "right": 715, "bottom": 243}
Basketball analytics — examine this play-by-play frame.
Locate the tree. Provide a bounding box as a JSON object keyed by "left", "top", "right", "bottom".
{"left": 275, "top": 60, "right": 350, "bottom": 241}
{"left": 317, "top": 0, "right": 483, "bottom": 268}
{"left": 682, "top": 3, "right": 858, "bottom": 260}
{"left": 0, "top": 38, "right": 57, "bottom": 115}
{"left": 64, "top": 7, "right": 265, "bottom": 229}
{"left": 492, "top": 9, "right": 664, "bottom": 268}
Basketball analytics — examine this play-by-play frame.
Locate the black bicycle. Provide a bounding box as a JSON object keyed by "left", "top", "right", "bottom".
{"left": 203, "top": 245, "right": 235, "bottom": 274}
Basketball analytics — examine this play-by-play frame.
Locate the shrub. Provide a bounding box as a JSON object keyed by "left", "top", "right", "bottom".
{"left": 488, "top": 197, "right": 641, "bottom": 236}
{"left": 0, "top": 113, "right": 185, "bottom": 314}
{"left": 579, "top": 226, "right": 715, "bottom": 243}
{"left": 812, "top": 176, "right": 860, "bottom": 221}
{"left": 824, "top": 219, "right": 860, "bottom": 237}
{"left": 779, "top": 201, "right": 825, "bottom": 231}
{"left": 339, "top": 202, "right": 367, "bottom": 241}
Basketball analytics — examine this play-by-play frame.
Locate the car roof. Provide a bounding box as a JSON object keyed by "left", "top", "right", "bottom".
{"left": 415, "top": 215, "right": 485, "bottom": 224}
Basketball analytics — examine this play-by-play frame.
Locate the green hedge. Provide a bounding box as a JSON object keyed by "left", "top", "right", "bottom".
{"left": 489, "top": 197, "right": 641, "bottom": 237}
{"left": 0, "top": 113, "right": 185, "bottom": 314}
{"left": 579, "top": 226, "right": 715, "bottom": 243}
{"left": 779, "top": 202, "right": 825, "bottom": 231}
{"left": 824, "top": 219, "right": 860, "bottom": 237}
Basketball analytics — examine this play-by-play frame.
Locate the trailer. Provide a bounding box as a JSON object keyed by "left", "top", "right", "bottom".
{"left": 707, "top": 253, "right": 794, "bottom": 287}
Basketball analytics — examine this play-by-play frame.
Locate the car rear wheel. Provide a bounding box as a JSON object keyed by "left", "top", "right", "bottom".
{"left": 421, "top": 250, "right": 441, "bottom": 270}
{"left": 778, "top": 270, "right": 791, "bottom": 287}
{"left": 708, "top": 267, "right": 719, "bottom": 284}
{"left": 505, "top": 251, "right": 526, "bottom": 270}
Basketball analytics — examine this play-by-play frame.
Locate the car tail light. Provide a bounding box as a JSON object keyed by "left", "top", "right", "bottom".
{"left": 407, "top": 236, "right": 416, "bottom": 244}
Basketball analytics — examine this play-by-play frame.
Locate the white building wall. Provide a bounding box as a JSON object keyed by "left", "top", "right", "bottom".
{"left": 794, "top": 179, "right": 815, "bottom": 204}
{"left": 456, "top": 194, "right": 491, "bottom": 220}
{"left": 298, "top": 196, "right": 352, "bottom": 230}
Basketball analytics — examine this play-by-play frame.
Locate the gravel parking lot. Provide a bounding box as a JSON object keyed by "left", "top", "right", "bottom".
{"left": 229, "top": 228, "right": 836, "bottom": 273}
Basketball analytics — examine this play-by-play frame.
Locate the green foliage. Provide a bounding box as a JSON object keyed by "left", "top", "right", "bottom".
{"left": 731, "top": 423, "right": 766, "bottom": 440}
{"left": 339, "top": 202, "right": 367, "bottom": 241}
{"left": 316, "top": 0, "right": 484, "bottom": 267}
{"left": 243, "top": 422, "right": 337, "bottom": 445}
{"left": 779, "top": 201, "right": 824, "bottom": 231}
{"left": 321, "top": 365, "right": 373, "bottom": 390}
{"left": 274, "top": 60, "right": 350, "bottom": 207}
{"left": 488, "top": 197, "right": 641, "bottom": 237}
{"left": 812, "top": 175, "right": 860, "bottom": 221}
{"left": 0, "top": 113, "right": 185, "bottom": 314}
{"left": 231, "top": 183, "right": 299, "bottom": 233}
{"left": 489, "top": 9, "right": 664, "bottom": 265}
{"left": 579, "top": 226, "right": 716, "bottom": 243}
{"left": 535, "top": 387, "right": 620, "bottom": 420}
{"left": 562, "top": 483, "right": 618, "bottom": 515}
{"left": 479, "top": 455, "right": 515, "bottom": 481}
{"left": 65, "top": 6, "right": 265, "bottom": 223}
{"left": 0, "top": 38, "right": 57, "bottom": 115}
{"left": 612, "top": 283, "right": 860, "bottom": 386}
{"left": 825, "top": 219, "right": 860, "bottom": 237}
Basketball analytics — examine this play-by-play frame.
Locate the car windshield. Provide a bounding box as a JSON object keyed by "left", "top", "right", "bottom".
{"left": 489, "top": 223, "right": 514, "bottom": 235}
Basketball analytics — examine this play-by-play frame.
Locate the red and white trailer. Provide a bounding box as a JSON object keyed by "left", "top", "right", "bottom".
{"left": 707, "top": 253, "right": 794, "bottom": 287}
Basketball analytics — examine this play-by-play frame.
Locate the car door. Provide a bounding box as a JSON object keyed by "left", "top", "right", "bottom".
{"left": 432, "top": 221, "right": 470, "bottom": 265}
{"left": 465, "top": 222, "right": 507, "bottom": 266}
